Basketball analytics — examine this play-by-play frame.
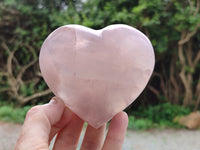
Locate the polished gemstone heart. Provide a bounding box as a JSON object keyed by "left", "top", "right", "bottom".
{"left": 39, "top": 24, "right": 155, "bottom": 128}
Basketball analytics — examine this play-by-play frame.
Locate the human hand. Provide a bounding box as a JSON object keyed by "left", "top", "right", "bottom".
{"left": 15, "top": 97, "right": 128, "bottom": 150}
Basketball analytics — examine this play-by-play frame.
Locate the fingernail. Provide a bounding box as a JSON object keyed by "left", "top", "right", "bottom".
{"left": 49, "top": 98, "right": 57, "bottom": 104}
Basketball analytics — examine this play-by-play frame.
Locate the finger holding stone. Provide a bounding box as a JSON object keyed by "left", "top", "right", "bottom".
{"left": 53, "top": 114, "right": 84, "bottom": 150}
{"left": 80, "top": 124, "right": 106, "bottom": 150}
{"left": 102, "top": 111, "right": 128, "bottom": 150}
{"left": 15, "top": 97, "right": 65, "bottom": 150}
{"left": 49, "top": 106, "right": 74, "bottom": 142}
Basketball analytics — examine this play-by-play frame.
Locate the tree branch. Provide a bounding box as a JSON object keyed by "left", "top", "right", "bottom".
{"left": 194, "top": 93, "right": 200, "bottom": 111}
{"left": 170, "top": 54, "right": 179, "bottom": 103}
{"left": 178, "top": 23, "right": 200, "bottom": 45}
{"left": 195, "top": 76, "right": 200, "bottom": 97}
{"left": 16, "top": 59, "right": 38, "bottom": 84}
{"left": 20, "top": 89, "right": 52, "bottom": 104}
{"left": 0, "top": 72, "right": 8, "bottom": 77}
{"left": 193, "top": 50, "right": 200, "bottom": 67}
{"left": 2, "top": 42, "right": 20, "bottom": 67}
{"left": 3, "top": 42, "right": 19, "bottom": 98}
{"left": 194, "top": 0, "right": 200, "bottom": 16}
{"left": 186, "top": 41, "right": 193, "bottom": 68}
{"left": 0, "top": 88, "right": 11, "bottom": 93}
{"left": 148, "top": 85, "right": 160, "bottom": 96}
{"left": 152, "top": 72, "right": 167, "bottom": 98}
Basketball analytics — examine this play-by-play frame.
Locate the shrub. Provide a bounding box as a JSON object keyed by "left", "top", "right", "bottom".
{"left": 0, "top": 105, "right": 32, "bottom": 123}
{"left": 128, "top": 103, "right": 191, "bottom": 129}
{"left": 128, "top": 116, "right": 153, "bottom": 130}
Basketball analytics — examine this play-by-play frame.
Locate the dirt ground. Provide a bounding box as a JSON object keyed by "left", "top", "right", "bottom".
{"left": 0, "top": 122, "right": 21, "bottom": 150}
{"left": 1, "top": 121, "right": 200, "bottom": 150}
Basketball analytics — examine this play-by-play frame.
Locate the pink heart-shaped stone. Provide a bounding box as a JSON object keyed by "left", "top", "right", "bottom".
{"left": 39, "top": 24, "right": 155, "bottom": 128}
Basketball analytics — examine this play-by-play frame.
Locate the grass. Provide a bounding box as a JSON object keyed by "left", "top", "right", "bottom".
{"left": 0, "top": 104, "right": 32, "bottom": 124}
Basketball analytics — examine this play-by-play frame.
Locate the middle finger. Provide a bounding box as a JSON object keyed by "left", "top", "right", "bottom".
{"left": 53, "top": 114, "right": 84, "bottom": 150}
{"left": 80, "top": 124, "right": 106, "bottom": 150}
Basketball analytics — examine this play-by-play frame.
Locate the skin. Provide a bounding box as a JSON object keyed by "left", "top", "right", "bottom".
{"left": 15, "top": 97, "right": 128, "bottom": 150}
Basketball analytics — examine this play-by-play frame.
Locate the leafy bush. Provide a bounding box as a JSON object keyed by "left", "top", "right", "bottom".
{"left": 128, "top": 103, "right": 191, "bottom": 130}
{"left": 137, "top": 103, "right": 191, "bottom": 122}
{"left": 128, "top": 116, "right": 153, "bottom": 130}
{"left": 0, "top": 104, "right": 32, "bottom": 123}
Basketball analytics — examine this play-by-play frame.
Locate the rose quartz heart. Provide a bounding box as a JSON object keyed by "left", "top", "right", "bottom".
{"left": 39, "top": 24, "right": 155, "bottom": 128}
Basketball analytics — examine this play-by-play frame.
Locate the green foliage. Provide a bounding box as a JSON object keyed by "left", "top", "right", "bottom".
{"left": 128, "top": 116, "right": 153, "bottom": 130}
{"left": 0, "top": 102, "right": 192, "bottom": 131}
{"left": 128, "top": 103, "right": 191, "bottom": 130}
{"left": 0, "top": 104, "right": 32, "bottom": 123}
{"left": 135, "top": 103, "right": 191, "bottom": 123}
{"left": 20, "top": 83, "right": 35, "bottom": 97}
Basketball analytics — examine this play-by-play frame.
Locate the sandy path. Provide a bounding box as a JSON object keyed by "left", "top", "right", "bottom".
{"left": 1, "top": 122, "right": 200, "bottom": 150}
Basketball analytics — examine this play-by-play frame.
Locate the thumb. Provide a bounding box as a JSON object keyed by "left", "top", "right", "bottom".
{"left": 15, "top": 97, "right": 65, "bottom": 150}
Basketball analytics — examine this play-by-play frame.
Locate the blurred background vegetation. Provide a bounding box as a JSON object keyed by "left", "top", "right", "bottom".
{"left": 0, "top": 0, "right": 200, "bottom": 129}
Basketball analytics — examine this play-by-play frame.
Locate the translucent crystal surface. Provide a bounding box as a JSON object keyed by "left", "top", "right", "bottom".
{"left": 39, "top": 24, "right": 155, "bottom": 128}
